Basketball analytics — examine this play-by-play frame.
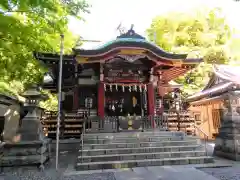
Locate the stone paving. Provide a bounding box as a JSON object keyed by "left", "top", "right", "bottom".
{"left": 200, "top": 167, "right": 240, "bottom": 180}
{"left": 3, "top": 165, "right": 240, "bottom": 180}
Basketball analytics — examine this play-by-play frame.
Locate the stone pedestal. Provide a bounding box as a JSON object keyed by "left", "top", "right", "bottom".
{"left": 214, "top": 93, "right": 240, "bottom": 161}
{"left": 2, "top": 87, "right": 51, "bottom": 170}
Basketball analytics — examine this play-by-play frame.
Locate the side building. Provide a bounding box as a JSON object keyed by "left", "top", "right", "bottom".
{"left": 187, "top": 65, "right": 240, "bottom": 140}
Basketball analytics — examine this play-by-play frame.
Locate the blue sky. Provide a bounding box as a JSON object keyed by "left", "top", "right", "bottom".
{"left": 68, "top": 0, "right": 240, "bottom": 48}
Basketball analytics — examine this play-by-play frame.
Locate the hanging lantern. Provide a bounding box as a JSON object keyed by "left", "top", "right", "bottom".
{"left": 110, "top": 84, "right": 112, "bottom": 92}
{"left": 139, "top": 85, "right": 142, "bottom": 92}
{"left": 122, "top": 85, "right": 125, "bottom": 92}
{"left": 144, "top": 84, "right": 147, "bottom": 91}
{"left": 129, "top": 85, "right": 131, "bottom": 92}
{"left": 134, "top": 85, "right": 137, "bottom": 91}
{"left": 100, "top": 74, "right": 104, "bottom": 81}
{"left": 104, "top": 84, "right": 106, "bottom": 91}
{"left": 115, "top": 84, "right": 118, "bottom": 91}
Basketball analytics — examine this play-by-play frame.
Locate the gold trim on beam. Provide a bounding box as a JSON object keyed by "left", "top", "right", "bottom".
{"left": 76, "top": 56, "right": 100, "bottom": 64}
{"left": 183, "top": 62, "right": 201, "bottom": 64}
{"left": 76, "top": 57, "right": 88, "bottom": 64}
{"left": 119, "top": 49, "right": 146, "bottom": 55}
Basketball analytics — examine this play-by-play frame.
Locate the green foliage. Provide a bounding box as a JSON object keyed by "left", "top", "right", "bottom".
{"left": 39, "top": 91, "right": 58, "bottom": 111}
{"left": 0, "top": 0, "right": 89, "bottom": 110}
{"left": 146, "top": 8, "right": 234, "bottom": 96}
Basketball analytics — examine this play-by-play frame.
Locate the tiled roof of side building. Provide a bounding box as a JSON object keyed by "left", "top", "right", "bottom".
{"left": 186, "top": 65, "right": 240, "bottom": 102}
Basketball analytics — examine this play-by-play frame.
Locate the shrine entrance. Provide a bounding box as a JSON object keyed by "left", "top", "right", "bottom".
{"left": 105, "top": 84, "right": 144, "bottom": 117}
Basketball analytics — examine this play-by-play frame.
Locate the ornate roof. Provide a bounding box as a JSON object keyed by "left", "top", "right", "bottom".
{"left": 73, "top": 27, "right": 189, "bottom": 61}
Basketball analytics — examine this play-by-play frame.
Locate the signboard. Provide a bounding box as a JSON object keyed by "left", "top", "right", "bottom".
{"left": 104, "top": 70, "right": 145, "bottom": 82}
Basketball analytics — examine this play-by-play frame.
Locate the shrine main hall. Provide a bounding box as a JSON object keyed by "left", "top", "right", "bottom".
{"left": 35, "top": 28, "right": 202, "bottom": 133}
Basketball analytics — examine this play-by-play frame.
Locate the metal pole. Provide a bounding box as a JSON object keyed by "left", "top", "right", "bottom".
{"left": 56, "top": 34, "right": 64, "bottom": 170}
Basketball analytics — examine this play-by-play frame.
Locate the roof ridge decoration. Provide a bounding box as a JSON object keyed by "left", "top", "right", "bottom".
{"left": 117, "top": 24, "right": 145, "bottom": 40}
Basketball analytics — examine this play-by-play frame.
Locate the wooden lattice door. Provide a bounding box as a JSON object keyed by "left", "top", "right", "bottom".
{"left": 212, "top": 109, "right": 221, "bottom": 132}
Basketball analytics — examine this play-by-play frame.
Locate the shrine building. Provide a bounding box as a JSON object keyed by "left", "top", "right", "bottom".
{"left": 35, "top": 28, "right": 202, "bottom": 136}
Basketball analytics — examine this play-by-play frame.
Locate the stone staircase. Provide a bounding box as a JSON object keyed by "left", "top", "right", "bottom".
{"left": 75, "top": 131, "right": 213, "bottom": 171}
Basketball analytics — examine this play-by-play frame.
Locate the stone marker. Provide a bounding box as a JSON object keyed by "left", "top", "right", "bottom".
{"left": 2, "top": 104, "right": 20, "bottom": 143}
{"left": 0, "top": 94, "right": 22, "bottom": 143}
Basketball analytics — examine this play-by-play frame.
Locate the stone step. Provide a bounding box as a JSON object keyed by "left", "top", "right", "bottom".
{"left": 82, "top": 140, "right": 198, "bottom": 149}
{"left": 83, "top": 131, "right": 185, "bottom": 138}
{"left": 83, "top": 136, "right": 188, "bottom": 143}
{"left": 79, "top": 145, "right": 202, "bottom": 156}
{"left": 75, "top": 156, "right": 214, "bottom": 171}
{"left": 77, "top": 150, "right": 206, "bottom": 163}
{"left": 83, "top": 133, "right": 185, "bottom": 139}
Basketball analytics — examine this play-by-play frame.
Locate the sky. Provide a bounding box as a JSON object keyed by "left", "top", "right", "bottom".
{"left": 68, "top": 0, "right": 240, "bottom": 48}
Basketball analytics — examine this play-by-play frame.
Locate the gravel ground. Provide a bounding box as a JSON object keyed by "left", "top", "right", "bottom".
{"left": 0, "top": 151, "right": 116, "bottom": 180}
{"left": 200, "top": 167, "right": 240, "bottom": 180}
{"left": 0, "top": 170, "right": 115, "bottom": 180}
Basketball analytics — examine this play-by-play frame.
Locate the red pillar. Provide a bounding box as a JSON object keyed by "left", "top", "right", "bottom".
{"left": 98, "top": 82, "right": 105, "bottom": 119}
{"left": 147, "top": 83, "right": 155, "bottom": 128}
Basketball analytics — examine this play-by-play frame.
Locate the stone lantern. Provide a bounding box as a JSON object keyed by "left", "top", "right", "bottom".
{"left": 18, "top": 85, "right": 48, "bottom": 141}
{"left": 214, "top": 91, "right": 240, "bottom": 161}
{"left": 3, "top": 85, "right": 51, "bottom": 169}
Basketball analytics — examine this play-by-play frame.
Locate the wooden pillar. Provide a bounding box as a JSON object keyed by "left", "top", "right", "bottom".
{"left": 98, "top": 64, "right": 105, "bottom": 119}
{"left": 148, "top": 68, "right": 155, "bottom": 128}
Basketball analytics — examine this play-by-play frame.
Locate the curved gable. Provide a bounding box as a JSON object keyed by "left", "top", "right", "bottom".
{"left": 73, "top": 29, "right": 187, "bottom": 60}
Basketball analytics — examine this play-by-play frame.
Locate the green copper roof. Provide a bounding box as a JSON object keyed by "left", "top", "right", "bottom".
{"left": 97, "top": 38, "right": 153, "bottom": 49}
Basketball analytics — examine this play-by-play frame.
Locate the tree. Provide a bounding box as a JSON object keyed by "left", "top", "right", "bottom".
{"left": 0, "top": 0, "right": 89, "bottom": 108}
{"left": 146, "top": 8, "right": 234, "bottom": 96}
